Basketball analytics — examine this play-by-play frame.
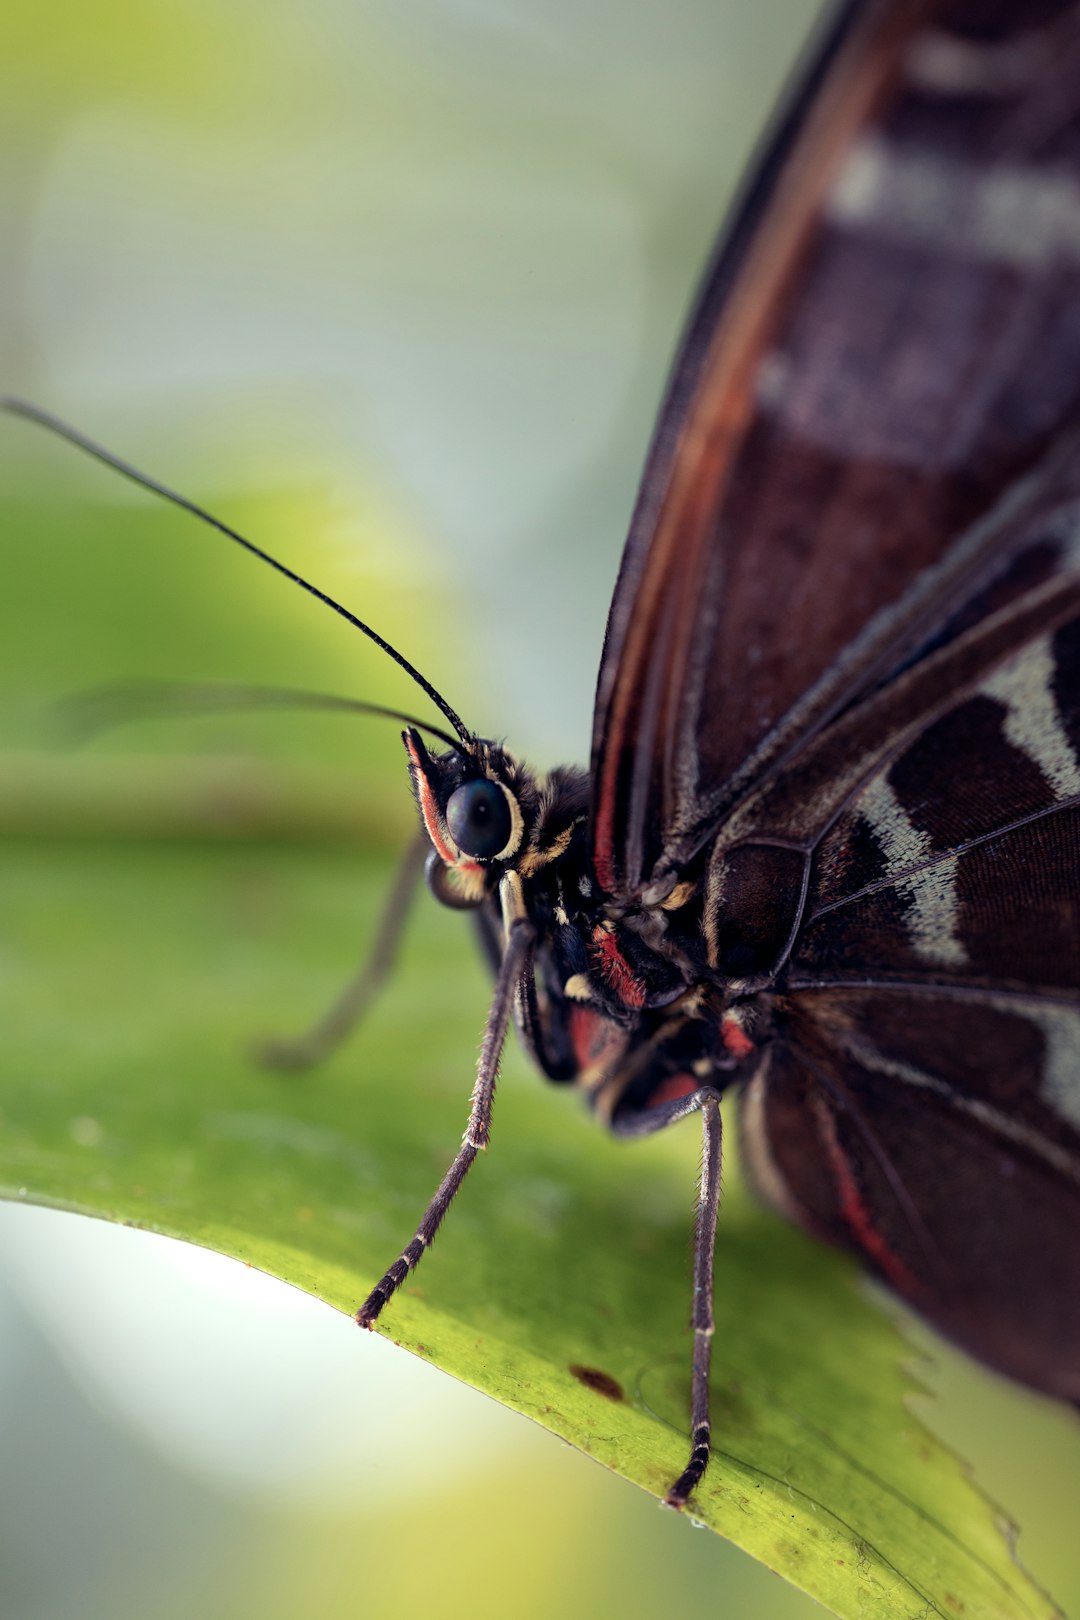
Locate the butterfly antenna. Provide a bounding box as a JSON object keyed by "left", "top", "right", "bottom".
{"left": 56, "top": 678, "right": 464, "bottom": 752}
{"left": 2, "top": 396, "right": 473, "bottom": 746}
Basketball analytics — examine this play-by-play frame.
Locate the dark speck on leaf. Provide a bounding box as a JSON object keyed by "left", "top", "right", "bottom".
{"left": 568, "top": 1364, "right": 626, "bottom": 1402}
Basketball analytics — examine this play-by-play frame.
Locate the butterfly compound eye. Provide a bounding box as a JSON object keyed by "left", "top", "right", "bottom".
{"left": 445, "top": 778, "right": 513, "bottom": 860}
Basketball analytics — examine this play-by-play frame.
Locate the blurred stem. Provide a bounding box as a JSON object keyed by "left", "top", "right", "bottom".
{"left": 0, "top": 750, "right": 406, "bottom": 845}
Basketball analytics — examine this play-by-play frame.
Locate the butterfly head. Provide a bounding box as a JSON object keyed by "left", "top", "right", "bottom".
{"left": 404, "top": 727, "right": 535, "bottom": 906}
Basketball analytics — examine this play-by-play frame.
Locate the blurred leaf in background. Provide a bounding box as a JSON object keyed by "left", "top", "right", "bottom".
{"left": 2, "top": 1, "right": 1079, "bottom": 1619}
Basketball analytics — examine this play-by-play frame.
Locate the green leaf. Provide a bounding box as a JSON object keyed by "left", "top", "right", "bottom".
{"left": 0, "top": 469, "right": 1069, "bottom": 1619}
{"left": 0, "top": 828, "right": 1066, "bottom": 1620}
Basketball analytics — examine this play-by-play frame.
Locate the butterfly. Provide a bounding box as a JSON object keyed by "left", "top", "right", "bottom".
{"left": 7, "top": 0, "right": 1080, "bottom": 1509}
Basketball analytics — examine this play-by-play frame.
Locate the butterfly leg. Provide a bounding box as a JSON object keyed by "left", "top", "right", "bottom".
{"left": 611, "top": 1079, "right": 725, "bottom": 1508}
{"left": 666, "top": 1091, "right": 722, "bottom": 1508}
{"left": 357, "top": 911, "right": 535, "bottom": 1327}
{"left": 257, "top": 831, "right": 429, "bottom": 1071}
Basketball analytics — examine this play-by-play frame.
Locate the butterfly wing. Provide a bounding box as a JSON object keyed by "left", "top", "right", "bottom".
{"left": 742, "top": 1002, "right": 1080, "bottom": 1396}
{"left": 722, "top": 591, "right": 1078, "bottom": 1393}
{"left": 586, "top": 0, "right": 1080, "bottom": 1395}
{"left": 590, "top": 0, "right": 1080, "bottom": 903}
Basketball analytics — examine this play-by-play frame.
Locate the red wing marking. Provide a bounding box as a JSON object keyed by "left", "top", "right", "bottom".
{"left": 569, "top": 1005, "right": 626, "bottom": 1072}
{"left": 649, "top": 1073, "right": 700, "bottom": 1109}
{"left": 590, "top": 926, "right": 647, "bottom": 1009}
{"left": 721, "top": 1015, "right": 755, "bottom": 1062}
{"left": 809, "top": 1091, "right": 918, "bottom": 1296}
{"left": 593, "top": 779, "right": 619, "bottom": 898}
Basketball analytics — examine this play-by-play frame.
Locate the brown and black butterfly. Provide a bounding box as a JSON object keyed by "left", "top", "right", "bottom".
{"left": 7, "top": 0, "right": 1080, "bottom": 1508}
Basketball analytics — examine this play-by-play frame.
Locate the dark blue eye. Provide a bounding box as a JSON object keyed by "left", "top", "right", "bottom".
{"left": 446, "top": 778, "right": 513, "bottom": 860}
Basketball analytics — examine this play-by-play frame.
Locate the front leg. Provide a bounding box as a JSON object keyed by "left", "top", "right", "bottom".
{"left": 613, "top": 1083, "right": 725, "bottom": 1509}
{"left": 258, "top": 831, "right": 429, "bottom": 1071}
{"left": 666, "top": 1091, "right": 722, "bottom": 1509}
{"left": 357, "top": 912, "right": 535, "bottom": 1326}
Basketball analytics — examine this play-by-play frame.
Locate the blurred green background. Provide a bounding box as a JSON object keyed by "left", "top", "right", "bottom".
{"left": 1, "top": 1, "right": 1078, "bottom": 1617}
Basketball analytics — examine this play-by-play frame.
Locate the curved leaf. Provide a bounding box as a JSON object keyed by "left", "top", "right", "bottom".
{"left": 0, "top": 827, "right": 1066, "bottom": 1620}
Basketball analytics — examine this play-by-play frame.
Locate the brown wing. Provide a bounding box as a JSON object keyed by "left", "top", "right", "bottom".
{"left": 791, "top": 608, "right": 1080, "bottom": 992}
{"left": 590, "top": 0, "right": 1080, "bottom": 902}
{"left": 736, "top": 603, "right": 1080, "bottom": 1395}
{"left": 742, "top": 1008, "right": 1080, "bottom": 1398}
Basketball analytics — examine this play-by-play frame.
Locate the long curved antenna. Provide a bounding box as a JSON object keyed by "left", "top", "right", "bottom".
{"left": 56, "top": 678, "right": 464, "bottom": 752}
{"left": 2, "top": 396, "right": 472, "bottom": 746}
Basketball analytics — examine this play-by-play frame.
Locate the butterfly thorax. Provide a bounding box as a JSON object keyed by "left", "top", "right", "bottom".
{"left": 404, "top": 727, "right": 770, "bottom": 1128}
